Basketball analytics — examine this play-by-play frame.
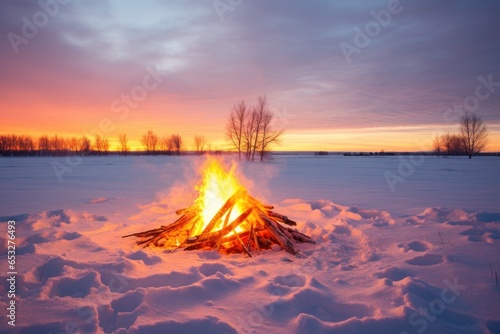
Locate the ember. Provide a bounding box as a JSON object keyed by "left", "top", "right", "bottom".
{"left": 123, "top": 159, "right": 314, "bottom": 256}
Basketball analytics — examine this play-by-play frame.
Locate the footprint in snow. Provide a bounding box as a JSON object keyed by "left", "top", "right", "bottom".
{"left": 405, "top": 253, "right": 444, "bottom": 266}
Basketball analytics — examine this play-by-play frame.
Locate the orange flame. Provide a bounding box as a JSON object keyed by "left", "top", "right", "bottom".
{"left": 192, "top": 158, "right": 245, "bottom": 236}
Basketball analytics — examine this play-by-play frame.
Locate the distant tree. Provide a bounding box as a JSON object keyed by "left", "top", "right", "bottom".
{"left": 141, "top": 130, "right": 159, "bottom": 155}
{"left": 442, "top": 133, "right": 452, "bottom": 155}
{"left": 227, "top": 96, "right": 284, "bottom": 161}
{"left": 441, "top": 133, "right": 464, "bottom": 156}
{"left": 0, "top": 134, "right": 34, "bottom": 155}
{"left": 0, "top": 133, "right": 97, "bottom": 156}
{"left": 450, "top": 134, "right": 465, "bottom": 155}
{"left": 249, "top": 96, "right": 268, "bottom": 161}
{"left": 167, "top": 134, "right": 183, "bottom": 155}
{"left": 460, "top": 111, "right": 488, "bottom": 159}
{"left": 94, "top": 135, "right": 109, "bottom": 155}
{"left": 258, "top": 109, "right": 284, "bottom": 161}
{"left": 166, "top": 136, "right": 175, "bottom": 153}
{"left": 68, "top": 137, "right": 79, "bottom": 153}
{"left": 118, "top": 133, "right": 129, "bottom": 155}
{"left": 194, "top": 134, "right": 206, "bottom": 153}
{"left": 79, "top": 136, "right": 92, "bottom": 155}
{"left": 432, "top": 135, "right": 442, "bottom": 157}
{"left": 16, "top": 135, "right": 35, "bottom": 155}
{"left": 226, "top": 100, "right": 247, "bottom": 160}
{"left": 49, "top": 135, "right": 65, "bottom": 155}
{"left": 102, "top": 137, "right": 109, "bottom": 155}
{"left": 94, "top": 135, "right": 103, "bottom": 155}
{"left": 226, "top": 96, "right": 284, "bottom": 161}
{"left": 0, "top": 135, "right": 10, "bottom": 155}
{"left": 159, "top": 136, "right": 169, "bottom": 153}
{"left": 38, "top": 135, "right": 49, "bottom": 156}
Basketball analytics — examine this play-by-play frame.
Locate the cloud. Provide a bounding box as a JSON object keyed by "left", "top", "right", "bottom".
{"left": 0, "top": 0, "right": 499, "bottom": 142}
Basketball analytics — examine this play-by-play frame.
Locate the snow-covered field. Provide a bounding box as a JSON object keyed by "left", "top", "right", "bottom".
{"left": 1, "top": 155, "right": 499, "bottom": 333}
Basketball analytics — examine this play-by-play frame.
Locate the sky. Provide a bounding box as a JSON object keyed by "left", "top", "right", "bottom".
{"left": 1, "top": 0, "right": 499, "bottom": 152}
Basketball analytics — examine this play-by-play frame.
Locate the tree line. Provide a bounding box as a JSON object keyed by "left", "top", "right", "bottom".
{"left": 1, "top": 109, "right": 488, "bottom": 159}
{"left": 139, "top": 131, "right": 206, "bottom": 155}
{"left": 1, "top": 95, "right": 285, "bottom": 158}
{"left": 0, "top": 132, "right": 207, "bottom": 156}
{"left": 0, "top": 134, "right": 95, "bottom": 156}
{"left": 432, "top": 111, "right": 489, "bottom": 159}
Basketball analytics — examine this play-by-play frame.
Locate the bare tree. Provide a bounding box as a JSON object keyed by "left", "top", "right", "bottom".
{"left": 118, "top": 133, "right": 129, "bottom": 155}
{"left": 38, "top": 135, "right": 50, "bottom": 156}
{"left": 226, "top": 96, "right": 284, "bottom": 161}
{"left": 0, "top": 134, "right": 36, "bottom": 156}
{"left": 243, "top": 109, "right": 257, "bottom": 160}
{"left": 102, "top": 137, "right": 110, "bottom": 155}
{"left": 94, "top": 135, "right": 109, "bottom": 155}
{"left": 167, "top": 134, "right": 183, "bottom": 155}
{"left": 226, "top": 100, "right": 247, "bottom": 160}
{"left": 68, "top": 137, "right": 79, "bottom": 153}
{"left": 194, "top": 134, "right": 206, "bottom": 153}
{"left": 442, "top": 133, "right": 452, "bottom": 155}
{"left": 259, "top": 110, "right": 284, "bottom": 161}
{"left": 441, "top": 133, "right": 465, "bottom": 156}
{"left": 79, "top": 136, "right": 92, "bottom": 155}
{"left": 50, "top": 135, "right": 64, "bottom": 155}
{"left": 460, "top": 111, "right": 488, "bottom": 159}
{"left": 18, "top": 135, "right": 35, "bottom": 155}
{"left": 141, "top": 130, "right": 159, "bottom": 155}
{"left": 94, "top": 135, "right": 104, "bottom": 155}
{"left": 432, "top": 135, "right": 442, "bottom": 157}
{"left": 250, "top": 96, "right": 268, "bottom": 161}
{"left": 159, "top": 136, "right": 169, "bottom": 153}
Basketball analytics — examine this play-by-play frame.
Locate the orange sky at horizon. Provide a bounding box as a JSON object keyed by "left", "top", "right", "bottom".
{"left": 3, "top": 119, "right": 499, "bottom": 152}
{"left": 1, "top": 1, "right": 500, "bottom": 153}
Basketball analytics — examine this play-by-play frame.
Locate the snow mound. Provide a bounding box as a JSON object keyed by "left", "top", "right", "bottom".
{"left": 2, "top": 198, "right": 499, "bottom": 333}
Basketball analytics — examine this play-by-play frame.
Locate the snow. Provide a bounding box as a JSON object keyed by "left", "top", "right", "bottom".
{"left": 1, "top": 155, "right": 499, "bottom": 333}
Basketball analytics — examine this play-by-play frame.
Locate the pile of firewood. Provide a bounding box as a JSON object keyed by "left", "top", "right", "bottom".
{"left": 123, "top": 189, "right": 315, "bottom": 256}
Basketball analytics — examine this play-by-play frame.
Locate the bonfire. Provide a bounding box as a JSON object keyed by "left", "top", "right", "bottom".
{"left": 124, "top": 159, "right": 314, "bottom": 256}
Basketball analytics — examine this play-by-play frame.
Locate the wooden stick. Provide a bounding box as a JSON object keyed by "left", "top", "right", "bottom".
{"left": 175, "top": 206, "right": 200, "bottom": 216}
{"left": 257, "top": 236, "right": 272, "bottom": 249}
{"left": 267, "top": 211, "right": 297, "bottom": 226}
{"left": 252, "top": 224, "right": 260, "bottom": 253}
{"left": 122, "top": 226, "right": 165, "bottom": 238}
{"left": 246, "top": 195, "right": 274, "bottom": 210}
{"left": 234, "top": 231, "right": 252, "bottom": 257}
{"left": 124, "top": 210, "right": 198, "bottom": 239}
{"left": 142, "top": 230, "right": 173, "bottom": 248}
{"left": 199, "top": 188, "right": 246, "bottom": 236}
{"left": 142, "top": 214, "right": 196, "bottom": 248}
{"left": 284, "top": 227, "right": 316, "bottom": 244}
{"left": 187, "top": 217, "right": 201, "bottom": 241}
{"left": 216, "top": 205, "right": 234, "bottom": 251}
{"left": 257, "top": 208, "right": 297, "bottom": 255}
{"left": 182, "top": 207, "right": 254, "bottom": 248}
{"left": 212, "top": 230, "right": 250, "bottom": 246}
{"left": 246, "top": 222, "right": 254, "bottom": 251}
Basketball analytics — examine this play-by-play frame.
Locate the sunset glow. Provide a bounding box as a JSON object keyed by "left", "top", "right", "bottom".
{"left": 1, "top": 1, "right": 499, "bottom": 152}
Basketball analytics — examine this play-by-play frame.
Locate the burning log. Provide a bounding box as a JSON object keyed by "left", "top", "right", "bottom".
{"left": 257, "top": 208, "right": 297, "bottom": 255}
{"left": 123, "top": 158, "right": 315, "bottom": 256}
{"left": 123, "top": 191, "right": 314, "bottom": 256}
{"left": 267, "top": 211, "right": 297, "bottom": 226}
{"left": 199, "top": 188, "right": 247, "bottom": 236}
